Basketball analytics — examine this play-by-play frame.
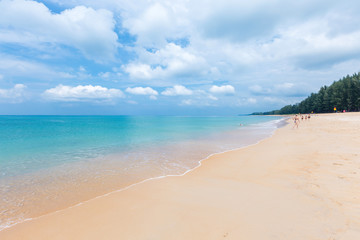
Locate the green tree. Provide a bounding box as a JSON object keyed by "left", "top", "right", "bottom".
{"left": 253, "top": 72, "right": 360, "bottom": 115}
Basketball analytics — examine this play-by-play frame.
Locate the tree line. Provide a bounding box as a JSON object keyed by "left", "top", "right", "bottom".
{"left": 252, "top": 72, "right": 360, "bottom": 115}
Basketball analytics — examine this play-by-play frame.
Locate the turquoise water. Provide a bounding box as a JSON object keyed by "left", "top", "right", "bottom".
{"left": 0, "top": 115, "right": 283, "bottom": 230}
{"left": 0, "top": 115, "right": 280, "bottom": 178}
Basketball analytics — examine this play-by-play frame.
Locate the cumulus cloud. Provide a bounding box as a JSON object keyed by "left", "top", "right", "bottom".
{"left": 208, "top": 94, "right": 218, "bottom": 101}
{"left": 124, "top": 43, "right": 208, "bottom": 81}
{"left": 43, "top": 84, "right": 124, "bottom": 102}
{"left": 2, "top": 0, "right": 360, "bottom": 112}
{"left": 0, "top": 55, "right": 75, "bottom": 79}
{"left": 122, "top": 1, "right": 360, "bottom": 65}
{"left": 120, "top": 0, "right": 360, "bottom": 94}
{"left": 123, "top": 3, "right": 173, "bottom": 47}
{"left": 149, "top": 95, "right": 157, "bottom": 100}
{"left": 0, "top": 84, "right": 27, "bottom": 103}
{"left": 209, "top": 85, "right": 235, "bottom": 94}
{"left": 0, "top": 0, "right": 118, "bottom": 61}
{"left": 124, "top": 63, "right": 160, "bottom": 80}
{"left": 125, "top": 86, "right": 158, "bottom": 97}
{"left": 177, "top": 89, "right": 220, "bottom": 106}
{"left": 126, "top": 86, "right": 158, "bottom": 95}
{"left": 161, "top": 85, "right": 193, "bottom": 96}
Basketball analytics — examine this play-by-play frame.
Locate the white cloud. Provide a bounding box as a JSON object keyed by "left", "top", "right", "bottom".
{"left": 125, "top": 87, "right": 158, "bottom": 95}
{"left": 122, "top": 1, "right": 192, "bottom": 48}
{"left": 120, "top": 1, "right": 360, "bottom": 70}
{"left": 2, "top": 0, "right": 360, "bottom": 112}
{"left": 124, "top": 43, "right": 208, "bottom": 81}
{"left": 119, "top": 0, "right": 360, "bottom": 96}
{"left": 0, "top": 84, "right": 27, "bottom": 103}
{"left": 161, "top": 85, "right": 193, "bottom": 96}
{"left": 149, "top": 95, "right": 157, "bottom": 100}
{"left": 181, "top": 99, "right": 193, "bottom": 106}
{"left": 124, "top": 63, "right": 161, "bottom": 80}
{"left": 208, "top": 94, "right": 218, "bottom": 101}
{"left": 43, "top": 84, "right": 124, "bottom": 102}
{"left": 209, "top": 85, "right": 235, "bottom": 94}
{"left": 0, "top": 0, "right": 118, "bottom": 61}
{"left": 99, "top": 72, "right": 110, "bottom": 78}
{"left": 0, "top": 55, "right": 75, "bottom": 79}
{"left": 170, "top": 89, "right": 221, "bottom": 106}
{"left": 124, "top": 3, "right": 173, "bottom": 47}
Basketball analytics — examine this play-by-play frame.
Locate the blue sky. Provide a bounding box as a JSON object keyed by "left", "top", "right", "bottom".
{"left": 0, "top": 0, "right": 360, "bottom": 115}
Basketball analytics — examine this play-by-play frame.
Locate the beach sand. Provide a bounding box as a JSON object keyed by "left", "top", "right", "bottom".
{"left": 1, "top": 113, "right": 360, "bottom": 239}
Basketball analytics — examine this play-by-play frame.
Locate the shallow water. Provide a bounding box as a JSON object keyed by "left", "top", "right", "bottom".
{"left": 0, "top": 115, "right": 284, "bottom": 230}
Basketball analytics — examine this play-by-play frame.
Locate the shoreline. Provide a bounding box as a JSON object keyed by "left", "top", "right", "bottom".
{"left": 2, "top": 113, "right": 359, "bottom": 239}
{"left": 0, "top": 117, "right": 284, "bottom": 232}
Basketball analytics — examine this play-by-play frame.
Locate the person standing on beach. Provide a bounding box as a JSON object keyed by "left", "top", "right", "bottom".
{"left": 293, "top": 115, "right": 299, "bottom": 128}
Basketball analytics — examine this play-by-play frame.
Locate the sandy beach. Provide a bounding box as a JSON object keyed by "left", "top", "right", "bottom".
{"left": 1, "top": 113, "right": 360, "bottom": 239}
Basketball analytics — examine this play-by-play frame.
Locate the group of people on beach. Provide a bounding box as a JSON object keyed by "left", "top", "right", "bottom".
{"left": 293, "top": 114, "right": 311, "bottom": 128}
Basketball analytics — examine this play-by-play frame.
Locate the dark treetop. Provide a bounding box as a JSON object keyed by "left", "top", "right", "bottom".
{"left": 253, "top": 72, "right": 360, "bottom": 115}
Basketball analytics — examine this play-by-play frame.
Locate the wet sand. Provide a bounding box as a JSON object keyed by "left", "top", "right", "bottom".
{"left": 1, "top": 113, "right": 360, "bottom": 239}
{"left": 0, "top": 122, "right": 275, "bottom": 230}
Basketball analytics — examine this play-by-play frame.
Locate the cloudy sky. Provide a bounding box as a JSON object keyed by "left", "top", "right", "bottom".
{"left": 0, "top": 0, "right": 360, "bottom": 115}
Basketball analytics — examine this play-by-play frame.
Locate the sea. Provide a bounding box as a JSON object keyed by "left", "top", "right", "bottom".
{"left": 0, "top": 115, "right": 285, "bottom": 230}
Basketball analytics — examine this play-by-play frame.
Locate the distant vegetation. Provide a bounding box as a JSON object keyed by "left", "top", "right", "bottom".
{"left": 252, "top": 72, "right": 360, "bottom": 115}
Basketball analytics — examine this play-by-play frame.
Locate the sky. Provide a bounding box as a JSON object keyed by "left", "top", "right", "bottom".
{"left": 0, "top": 0, "right": 360, "bottom": 115}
